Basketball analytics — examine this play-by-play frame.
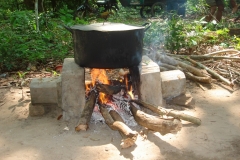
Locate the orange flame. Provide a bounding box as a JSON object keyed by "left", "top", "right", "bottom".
{"left": 128, "top": 85, "right": 134, "bottom": 99}
{"left": 88, "top": 69, "right": 110, "bottom": 104}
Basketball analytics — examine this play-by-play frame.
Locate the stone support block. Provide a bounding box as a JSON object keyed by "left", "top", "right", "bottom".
{"left": 161, "top": 70, "right": 186, "bottom": 99}
{"left": 61, "top": 58, "right": 85, "bottom": 125}
{"left": 139, "top": 55, "right": 163, "bottom": 106}
{"left": 30, "top": 76, "right": 61, "bottom": 104}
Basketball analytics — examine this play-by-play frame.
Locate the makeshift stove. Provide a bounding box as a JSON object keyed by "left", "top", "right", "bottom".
{"left": 60, "top": 23, "right": 182, "bottom": 148}
{"left": 60, "top": 57, "right": 183, "bottom": 148}
{"left": 61, "top": 57, "right": 164, "bottom": 126}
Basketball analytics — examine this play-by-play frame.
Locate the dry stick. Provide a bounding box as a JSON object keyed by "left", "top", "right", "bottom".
{"left": 228, "top": 67, "right": 234, "bottom": 83}
{"left": 0, "top": 86, "right": 11, "bottom": 89}
{"left": 75, "top": 90, "right": 97, "bottom": 131}
{"left": 177, "top": 60, "right": 208, "bottom": 77}
{"left": 196, "top": 82, "right": 206, "bottom": 91}
{"left": 129, "top": 103, "right": 182, "bottom": 135}
{"left": 231, "top": 69, "right": 240, "bottom": 76}
{"left": 158, "top": 63, "right": 180, "bottom": 70}
{"left": 220, "top": 65, "right": 240, "bottom": 76}
{"left": 187, "top": 58, "right": 234, "bottom": 87}
{"left": 231, "top": 62, "right": 240, "bottom": 69}
{"left": 185, "top": 72, "right": 212, "bottom": 83}
{"left": 204, "top": 49, "right": 239, "bottom": 56}
{"left": 99, "top": 105, "right": 138, "bottom": 149}
{"left": 169, "top": 54, "right": 240, "bottom": 61}
{"left": 131, "top": 99, "right": 201, "bottom": 126}
{"left": 159, "top": 66, "right": 170, "bottom": 72}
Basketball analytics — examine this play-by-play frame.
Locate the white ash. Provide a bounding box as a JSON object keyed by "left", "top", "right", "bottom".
{"left": 90, "top": 92, "right": 140, "bottom": 127}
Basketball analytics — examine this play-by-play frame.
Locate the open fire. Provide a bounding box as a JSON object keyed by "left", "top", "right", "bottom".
{"left": 85, "top": 68, "right": 138, "bottom": 126}
{"left": 74, "top": 68, "right": 183, "bottom": 148}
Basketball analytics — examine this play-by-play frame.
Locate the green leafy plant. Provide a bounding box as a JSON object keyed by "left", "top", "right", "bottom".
{"left": 52, "top": 70, "right": 60, "bottom": 77}
{"left": 18, "top": 71, "right": 28, "bottom": 79}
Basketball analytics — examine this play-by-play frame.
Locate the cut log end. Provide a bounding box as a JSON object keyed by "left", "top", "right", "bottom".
{"left": 161, "top": 119, "right": 182, "bottom": 135}
{"left": 120, "top": 137, "right": 137, "bottom": 149}
{"left": 75, "top": 124, "right": 88, "bottom": 132}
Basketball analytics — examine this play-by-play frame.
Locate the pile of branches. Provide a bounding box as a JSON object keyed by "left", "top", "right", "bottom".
{"left": 151, "top": 49, "right": 240, "bottom": 88}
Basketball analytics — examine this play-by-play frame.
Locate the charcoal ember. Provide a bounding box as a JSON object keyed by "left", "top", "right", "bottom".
{"left": 95, "top": 83, "right": 126, "bottom": 95}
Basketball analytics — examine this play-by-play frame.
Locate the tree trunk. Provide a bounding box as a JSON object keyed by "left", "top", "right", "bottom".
{"left": 35, "top": 0, "right": 39, "bottom": 32}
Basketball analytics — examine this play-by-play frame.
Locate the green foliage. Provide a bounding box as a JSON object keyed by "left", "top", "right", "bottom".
{"left": 165, "top": 15, "right": 186, "bottom": 53}
{"left": 232, "top": 36, "right": 240, "bottom": 50}
{"left": 0, "top": 9, "right": 73, "bottom": 71}
{"left": 144, "top": 13, "right": 235, "bottom": 53}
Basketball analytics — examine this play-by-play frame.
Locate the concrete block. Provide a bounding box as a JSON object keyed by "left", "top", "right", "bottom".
{"left": 61, "top": 58, "right": 85, "bottom": 125}
{"left": 161, "top": 70, "right": 186, "bottom": 99}
{"left": 30, "top": 76, "right": 61, "bottom": 104}
{"left": 139, "top": 55, "right": 163, "bottom": 106}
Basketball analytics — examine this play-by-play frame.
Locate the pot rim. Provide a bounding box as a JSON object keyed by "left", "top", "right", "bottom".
{"left": 70, "top": 22, "right": 145, "bottom": 32}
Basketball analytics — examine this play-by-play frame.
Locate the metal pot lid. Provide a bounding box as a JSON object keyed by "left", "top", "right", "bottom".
{"left": 70, "top": 23, "right": 144, "bottom": 31}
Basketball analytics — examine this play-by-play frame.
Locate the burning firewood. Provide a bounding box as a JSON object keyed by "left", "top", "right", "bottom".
{"left": 129, "top": 103, "right": 182, "bottom": 135}
{"left": 95, "top": 83, "right": 126, "bottom": 95}
{"left": 131, "top": 99, "right": 201, "bottom": 126}
{"left": 75, "top": 90, "right": 97, "bottom": 131}
{"left": 99, "top": 104, "right": 138, "bottom": 149}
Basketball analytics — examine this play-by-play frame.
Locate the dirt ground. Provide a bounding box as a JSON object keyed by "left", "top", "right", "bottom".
{"left": 0, "top": 82, "right": 240, "bottom": 160}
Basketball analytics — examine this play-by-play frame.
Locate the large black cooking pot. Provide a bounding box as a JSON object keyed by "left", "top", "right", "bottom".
{"left": 64, "top": 22, "right": 150, "bottom": 69}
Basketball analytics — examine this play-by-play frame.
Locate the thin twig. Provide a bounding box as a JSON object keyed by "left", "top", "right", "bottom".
{"left": 187, "top": 57, "right": 234, "bottom": 87}
{"left": 196, "top": 82, "right": 206, "bottom": 91}
{"left": 204, "top": 49, "right": 239, "bottom": 56}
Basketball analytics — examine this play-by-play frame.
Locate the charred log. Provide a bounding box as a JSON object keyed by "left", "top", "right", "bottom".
{"left": 129, "top": 103, "right": 182, "bottom": 135}
{"left": 99, "top": 104, "right": 138, "bottom": 149}
{"left": 95, "top": 83, "right": 126, "bottom": 95}
{"left": 109, "top": 110, "right": 124, "bottom": 122}
{"left": 75, "top": 90, "right": 97, "bottom": 131}
{"left": 129, "top": 66, "right": 141, "bottom": 99}
{"left": 131, "top": 99, "right": 201, "bottom": 126}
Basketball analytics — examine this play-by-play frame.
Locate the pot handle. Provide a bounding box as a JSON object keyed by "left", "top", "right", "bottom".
{"left": 142, "top": 22, "right": 151, "bottom": 32}
{"left": 62, "top": 25, "right": 73, "bottom": 33}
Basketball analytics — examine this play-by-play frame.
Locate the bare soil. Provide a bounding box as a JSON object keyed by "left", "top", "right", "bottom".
{"left": 0, "top": 82, "right": 240, "bottom": 160}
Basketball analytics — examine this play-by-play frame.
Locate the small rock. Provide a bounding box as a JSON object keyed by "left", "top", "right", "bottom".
{"left": 63, "top": 126, "right": 69, "bottom": 131}
{"left": 0, "top": 73, "right": 9, "bottom": 78}
{"left": 166, "top": 93, "right": 195, "bottom": 108}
